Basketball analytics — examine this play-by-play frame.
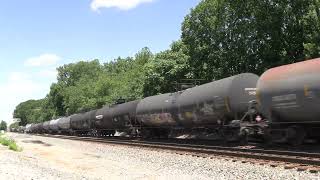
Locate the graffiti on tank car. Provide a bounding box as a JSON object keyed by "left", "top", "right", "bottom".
{"left": 185, "top": 111, "right": 193, "bottom": 118}
{"left": 142, "top": 114, "right": 151, "bottom": 122}
{"left": 159, "top": 113, "right": 169, "bottom": 120}
{"left": 177, "top": 111, "right": 193, "bottom": 121}
{"left": 199, "top": 102, "right": 215, "bottom": 116}
{"left": 144, "top": 112, "right": 175, "bottom": 125}
{"left": 156, "top": 113, "right": 173, "bottom": 122}
{"left": 137, "top": 114, "right": 150, "bottom": 124}
{"left": 162, "top": 113, "right": 175, "bottom": 124}
{"left": 150, "top": 113, "right": 161, "bottom": 122}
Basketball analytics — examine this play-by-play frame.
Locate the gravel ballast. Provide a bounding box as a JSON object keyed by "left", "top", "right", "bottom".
{"left": 0, "top": 133, "right": 319, "bottom": 180}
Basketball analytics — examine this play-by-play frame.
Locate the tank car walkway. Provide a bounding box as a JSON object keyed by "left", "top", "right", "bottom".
{"left": 0, "top": 133, "right": 318, "bottom": 180}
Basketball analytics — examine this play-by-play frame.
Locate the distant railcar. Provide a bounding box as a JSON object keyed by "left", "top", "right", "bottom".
{"left": 25, "top": 124, "right": 32, "bottom": 133}
{"left": 43, "top": 121, "right": 51, "bottom": 133}
{"left": 49, "top": 119, "right": 60, "bottom": 133}
{"left": 94, "top": 100, "right": 140, "bottom": 136}
{"left": 28, "top": 124, "right": 36, "bottom": 133}
{"left": 57, "top": 117, "right": 71, "bottom": 134}
{"left": 36, "top": 123, "right": 44, "bottom": 133}
{"left": 70, "top": 110, "right": 96, "bottom": 135}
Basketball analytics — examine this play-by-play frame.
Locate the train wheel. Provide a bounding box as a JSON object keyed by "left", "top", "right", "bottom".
{"left": 157, "top": 129, "right": 169, "bottom": 139}
{"left": 286, "top": 126, "right": 305, "bottom": 146}
{"left": 223, "top": 129, "right": 240, "bottom": 142}
{"left": 239, "top": 128, "right": 249, "bottom": 145}
{"left": 141, "top": 129, "right": 154, "bottom": 139}
{"left": 262, "top": 128, "right": 273, "bottom": 146}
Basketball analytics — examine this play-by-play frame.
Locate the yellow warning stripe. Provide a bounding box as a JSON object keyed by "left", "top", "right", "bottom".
{"left": 256, "top": 90, "right": 261, "bottom": 105}
{"left": 304, "top": 85, "right": 309, "bottom": 97}
{"left": 224, "top": 97, "right": 231, "bottom": 113}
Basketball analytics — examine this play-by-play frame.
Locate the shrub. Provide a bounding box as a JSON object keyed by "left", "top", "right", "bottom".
{"left": 0, "top": 136, "right": 22, "bottom": 152}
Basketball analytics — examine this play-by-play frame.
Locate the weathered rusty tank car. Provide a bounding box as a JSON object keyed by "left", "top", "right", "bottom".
{"left": 256, "top": 58, "right": 320, "bottom": 145}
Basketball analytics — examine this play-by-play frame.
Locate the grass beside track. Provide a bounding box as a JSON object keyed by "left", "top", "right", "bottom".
{"left": 0, "top": 133, "right": 22, "bottom": 152}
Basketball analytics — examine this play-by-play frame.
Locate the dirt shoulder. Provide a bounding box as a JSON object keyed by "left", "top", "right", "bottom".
{"left": 0, "top": 133, "right": 318, "bottom": 180}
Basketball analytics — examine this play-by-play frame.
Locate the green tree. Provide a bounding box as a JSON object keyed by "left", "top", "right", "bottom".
{"left": 143, "top": 40, "right": 191, "bottom": 96}
{"left": 103, "top": 47, "right": 153, "bottom": 99}
{"left": 63, "top": 76, "right": 111, "bottom": 114}
{"left": 182, "top": 0, "right": 320, "bottom": 80}
{"left": 46, "top": 83, "right": 65, "bottom": 117}
{"left": 13, "top": 99, "right": 45, "bottom": 125}
{"left": 0, "top": 121, "right": 7, "bottom": 131}
{"left": 50, "top": 60, "right": 104, "bottom": 115}
{"left": 135, "top": 47, "right": 153, "bottom": 65}
{"left": 9, "top": 122, "right": 19, "bottom": 132}
{"left": 57, "top": 59, "right": 102, "bottom": 87}
{"left": 304, "top": 0, "right": 320, "bottom": 58}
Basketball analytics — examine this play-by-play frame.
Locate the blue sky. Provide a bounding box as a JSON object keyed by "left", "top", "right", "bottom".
{"left": 0, "top": 0, "right": 200, "bottom": 123}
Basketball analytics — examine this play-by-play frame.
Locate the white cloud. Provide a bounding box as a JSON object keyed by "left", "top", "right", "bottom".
{"left": 8, "top": 72, "right": 32, "bottom": 82}
{"left": 37, "top": 68, "right": 58, "bottom": 79}
{"left": 91, "top": 0, "right": 154, "bottom": 11}
{"left": 24, "top": 53, "right": 61, "bottom": 67}
{"left": 1, "top": 54, "right": 61, "bottom": 124}
{"left": 0, "top": 72, "right": 51, "bottom": 124}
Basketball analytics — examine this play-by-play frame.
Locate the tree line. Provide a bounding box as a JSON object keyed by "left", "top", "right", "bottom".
{"left": 14, "top": 0, "right": 320, "bottom": 125}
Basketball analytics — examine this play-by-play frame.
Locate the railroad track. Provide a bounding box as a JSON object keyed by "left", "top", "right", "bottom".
{"left": 33, "top": 134, "right": 320, "bottom": 173}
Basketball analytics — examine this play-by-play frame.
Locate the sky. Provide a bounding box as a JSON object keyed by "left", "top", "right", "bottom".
{"left": 0, "top": 0, "right": 200, "bottom": 124}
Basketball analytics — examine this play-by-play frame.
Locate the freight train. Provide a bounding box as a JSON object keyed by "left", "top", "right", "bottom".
{"left": 25, "top": 58, "right": 320, "bottom": 146}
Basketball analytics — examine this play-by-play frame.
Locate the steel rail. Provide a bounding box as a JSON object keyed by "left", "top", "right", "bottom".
{"left": 33, "top": 134, "right": 320, "bottom": 167}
